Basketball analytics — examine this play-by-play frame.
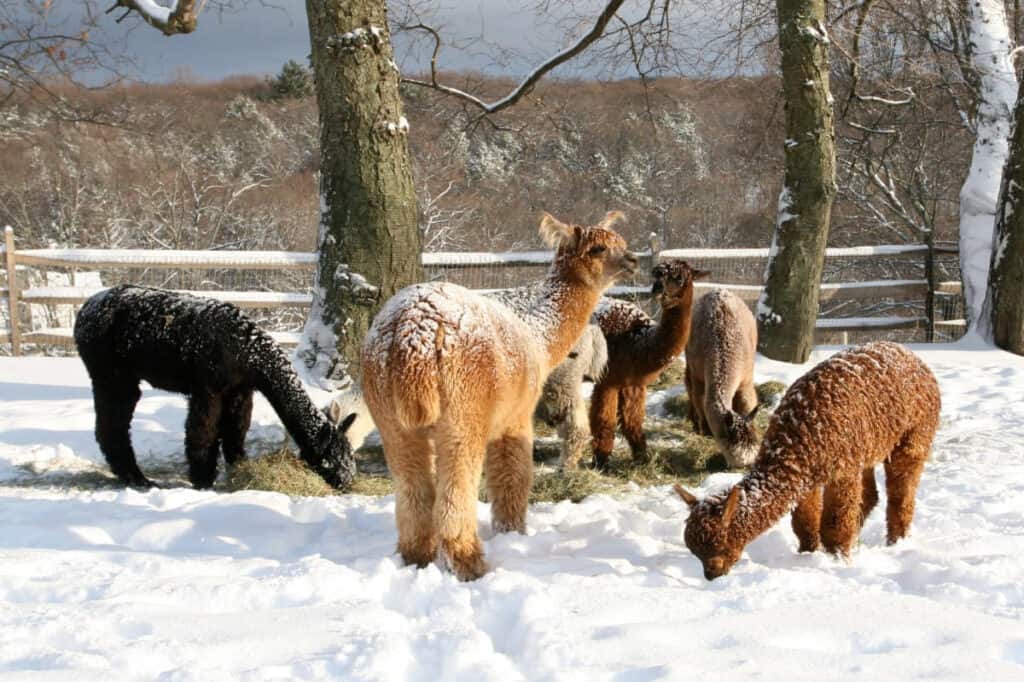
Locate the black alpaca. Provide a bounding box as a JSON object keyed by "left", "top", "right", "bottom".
{"left": 74, "top": 284, "right": 357, "bottom": 490}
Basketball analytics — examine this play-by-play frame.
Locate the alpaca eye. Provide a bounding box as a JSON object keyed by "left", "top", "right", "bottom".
{"left": 588, "top": 245, "right": 606, "bottom": 256}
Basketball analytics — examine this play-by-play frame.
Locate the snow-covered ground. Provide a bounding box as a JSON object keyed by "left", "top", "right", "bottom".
{"left": 1, "top": 341, "right": 1023, "bottom": 680}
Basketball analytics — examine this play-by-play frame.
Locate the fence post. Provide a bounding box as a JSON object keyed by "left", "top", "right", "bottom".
{"left": 647, "top": 232, "right": 662, "bottom": 266}
{"left": 924, "top": 229, "right": 936, "bottom": 342}
{"left": 4, "top": 226, "right": 21, "bottom": 356}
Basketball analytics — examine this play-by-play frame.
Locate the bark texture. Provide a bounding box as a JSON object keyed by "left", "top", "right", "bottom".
{"left": 299, "top": 0, "right": 422, "bottom": 383}
{"left": 960, "top": 0, "right": 1017, "bottom": 334}
{"left": 987, "top": 86, "right": 1024, "bottom": 354}
{"left": 757, "top": 0, "right": 836, "bottom": 363}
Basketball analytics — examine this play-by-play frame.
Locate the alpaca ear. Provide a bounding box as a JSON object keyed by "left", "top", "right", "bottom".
{"left": 539, "top": 212, "right": 573, "bottom": 247}
{"left": 722, "top": 486, "right": 741, "bottom": 527}
{"left": 598, "top": 210, "right": 626, "bottom": 230}
{"left": 327, "top": 399, "right": 345, "bottom": 425}
{"left": 674, "top": 483, "right": 699, "bottom": 507}
{"left": 339, "top": 412, "right": 357, "bottom": 434}
{"left": 693, "top": 269, "right": 712, "bottom": 281}
{"left": 745, "top": 404, "right": 760, "bottom": 421}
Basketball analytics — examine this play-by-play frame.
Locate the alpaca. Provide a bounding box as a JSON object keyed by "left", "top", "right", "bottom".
{"left": 361, "top": 212, "right": 637, "bottom": 581}
{"left": 675, "top": 342, "right": 941, "bottom": 581}
{"left": 589, "top": 260, "right": 710, "bottom": 469}
{"left": 74, "top": 284, "right": 358, "bottom": 490}
{"left": 685, "top": 288, "right": 760, "bottom": 467}
{"left": 533, "top": 324, "right": 608, "bottom": 469}
{"left": 324, "top": 388, "right": 375, "bottom": 452}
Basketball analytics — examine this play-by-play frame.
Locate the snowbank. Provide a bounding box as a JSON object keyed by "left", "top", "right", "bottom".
{"left": 1, "top": 344, "right": 1023, "bottom": 679}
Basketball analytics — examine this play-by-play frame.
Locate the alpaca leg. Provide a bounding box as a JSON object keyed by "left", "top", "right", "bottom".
{"left": 618, "top": 385, "right": 648, "bottom": 463}
{"left": 485, "top": 421, "right": 533, "bottom": 534}
{"left": 732, "top": 380, "right": 759, "bottom": 417}
{"left": 93, "top": 379, "right": 150, "bottom": 488}
{"left": 684, "top": 365, "right": 707, "bottom": 434}
{"left": 434, "top": 424, "right": 488, "bottom": 581}
{"left": 821, "top": 476, "right": 863, "bottom": 558}
{"left": 589, "top": 382, "right": 619, "bottom": 470}
{"left": 219, "top": 388, "right": 253, "bottom": 466}
{"left": 558, "top": 393, "right": 591, "bottom": 470}
{"left": 185, "top": 389, "right": 224, "bottom": 489}
{"left": 791, "top": 486, "right": 823, "bottom": 552}
{"left": 884, "top": 428, "right": 932, "bottom": 545}
{"left": 860, "top": 467, "right": 879, "bottom": 530}
{"left": 380, "top": 426, "right": 437, "bottom": 568}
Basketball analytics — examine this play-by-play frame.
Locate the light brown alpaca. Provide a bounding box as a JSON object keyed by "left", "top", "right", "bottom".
{"left": 589, "top": 260, "right": 710, "bottom": 469}
{"left": 361, "top": 212, "right": 637, "bottom": 581}
{"left": 676, "top": 342, "right": 940, "bottom": 581}
{"left": 685, "top": 288, "right": 760, "bottom": 467}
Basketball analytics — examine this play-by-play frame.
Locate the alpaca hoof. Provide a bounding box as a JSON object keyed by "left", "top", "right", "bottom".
{"left": 400, "top": 543, "right": 438, "bottom": 569}
{"left": 120, "top": 472, "right": 157, "bottom": 490}
{"left": 590, "top": 454, "right": 611, "bottom": 472}
{"left": 797, "top": 540, "right": 820, "bottom": 553}
{"left": 492, "top": 518, "right": 526, "bottom": 535}
{"left": 631, "top": 449, "right": 650, "bottom": 465}
{"left": 442, "top": 547, "right": 489, "bottom": 582}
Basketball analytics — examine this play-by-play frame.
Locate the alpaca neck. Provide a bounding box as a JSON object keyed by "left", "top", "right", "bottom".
{"left": 253, "top": 341, "right": 327, "bottom": 456}
{"left": 727, "top": 464, "right": 813, "bottom": 547}
{"left": 530, "top": 276, "right": 602, "bottom": 371}
{"left": 650, "top": 287, "right": 695, "bottom": 365}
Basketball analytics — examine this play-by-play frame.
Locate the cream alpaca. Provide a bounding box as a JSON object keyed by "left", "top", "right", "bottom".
{"left": 685, "top": 288, "right": 760, "bottom": 467}
{"left": 677, "top": 342, "right": 941, "bottom": 581}
{"left": 362, "top": 212, "right": 637, "bottom": 581}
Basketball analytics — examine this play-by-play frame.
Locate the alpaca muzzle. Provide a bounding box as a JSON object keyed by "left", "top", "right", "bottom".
{"left": 621, "top": 252, "right": 640, "bottom": 276}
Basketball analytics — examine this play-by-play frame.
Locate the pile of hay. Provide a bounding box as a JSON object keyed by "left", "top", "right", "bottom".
{"left": 225, "top": 379, "right": 789, "bottom": 504}
{"left": 224, "top": 449, "right": 336, "bottom": 497}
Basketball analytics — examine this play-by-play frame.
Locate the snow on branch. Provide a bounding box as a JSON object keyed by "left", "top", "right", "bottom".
{"left": 401, "top": 0, "right": 626, "bottom": 115}
{"left": 106, "top": 1, "right": 200, "bottom": 36}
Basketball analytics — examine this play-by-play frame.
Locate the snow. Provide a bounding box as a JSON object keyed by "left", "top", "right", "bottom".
{"left": 131, "top": 1, "right": 178, "bottom": 24}
{"left": 2, "top": 343, "right": 1024, "bottom": 679}
{"left": 16, "top": 248, "right": 317, "bottom": 269}
{"left": 960, "top": 0, "right": 1019, "bottom": 334}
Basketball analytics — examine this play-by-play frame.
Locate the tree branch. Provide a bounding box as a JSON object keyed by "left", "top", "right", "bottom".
{"left": 106, "top": 0, "right": 200, "bottom": 35}
{"left": 401, "top": 0, "right": 626, "bottom": 115}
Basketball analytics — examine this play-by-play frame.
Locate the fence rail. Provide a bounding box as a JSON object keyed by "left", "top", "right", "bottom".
{"left": 1, "top": 227, "right": 965, "bottom": 356}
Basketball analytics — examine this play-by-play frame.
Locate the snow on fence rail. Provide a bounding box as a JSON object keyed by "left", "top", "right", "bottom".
{"left": 0, "top": 228, "right": 964, "bottom": 356}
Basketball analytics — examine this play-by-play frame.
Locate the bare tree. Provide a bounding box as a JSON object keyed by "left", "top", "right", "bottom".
{"left": 984, "top": 81, "right": 1024, "bottom": 352}
{"left": 957, "top": 0, "right": 1017, "bottom": 334}
{"left": 756, "top": 0, "right": 836, "bottom": 363}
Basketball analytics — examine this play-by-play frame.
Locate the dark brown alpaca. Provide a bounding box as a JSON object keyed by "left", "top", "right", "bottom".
{"left": 590, "top": 260, "right": 710, "bottom": 469}
{"left": 676, "top": 342, "right": 941, "bottom": 581}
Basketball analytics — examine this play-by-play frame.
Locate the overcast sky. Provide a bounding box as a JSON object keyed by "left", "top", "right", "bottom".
{"left": 110, "top": 1, "right": 579, "bottom": 82}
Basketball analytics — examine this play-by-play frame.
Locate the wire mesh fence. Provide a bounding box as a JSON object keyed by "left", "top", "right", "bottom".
{"left": 1, "top": 239, "right": 967, "bottom": 356}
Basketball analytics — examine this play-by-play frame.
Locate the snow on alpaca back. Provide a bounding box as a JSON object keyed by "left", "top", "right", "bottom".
{"left": 364, "top": 282, "right": 545, "bottom": 385}
{"left": 593, "top": 297, "right": 657, "bottom": 346}
{"left": 737, "top": 342, "right": 938, "bottom": 516}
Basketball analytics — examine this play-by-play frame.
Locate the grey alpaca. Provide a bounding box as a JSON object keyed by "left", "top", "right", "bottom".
{"left": 534, "top": 324, "right": 608, "bottom": 469}
{"left": 685, "top": 288, "right": 760, "bottom": 467}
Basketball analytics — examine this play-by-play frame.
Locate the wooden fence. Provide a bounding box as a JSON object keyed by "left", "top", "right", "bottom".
{"left": 1, "top": 227, "right": 964, "bottom": 356}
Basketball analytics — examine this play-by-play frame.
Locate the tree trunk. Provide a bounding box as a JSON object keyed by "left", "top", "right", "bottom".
{"left": 985, "top": 86, "right": 1024, "bottom": 353}
{"left": 297, "top": 0, "right": 422, "bottom": 384}
{"left": 959, "top": 0, "right": 1017, "bottom": 335}
{"left": 757, "top": 0, "right": 836, "bottom": 363}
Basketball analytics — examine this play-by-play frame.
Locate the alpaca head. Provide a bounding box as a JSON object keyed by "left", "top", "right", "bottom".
{"left": 311, "top": 410, "right": 358, "bottom": 489}
{"left": 675, "top": 484, "right": 744, "bottom": 580}
{"left": 721, "top": 406, "right": 760, "bottom": 467}
{"left": 541, "top": 211, "right": 638, "bottom": 289}
{"left": 651, "top": 260, "right": 711, "bottom": 309}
